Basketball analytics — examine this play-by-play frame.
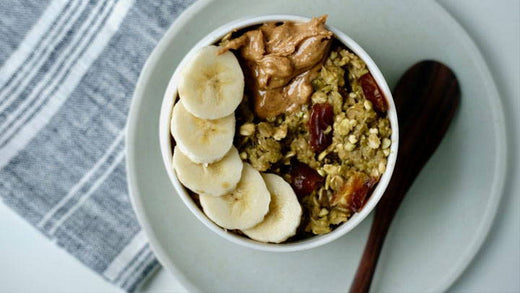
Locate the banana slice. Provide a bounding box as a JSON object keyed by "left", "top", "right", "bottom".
{"left": 242, "top": 173, "right": 302, "bottom": 243}
{"left": 199, "top": 164, "right": 271, "bottom": 230}
{"left": 173, "top": 146, "right": 243, "bottom": 197}
{"left": 178, "top": 45, "right": 244, "bottom": 119}
{"left": 171, "top": 101, "right": 234, "bottom": 164}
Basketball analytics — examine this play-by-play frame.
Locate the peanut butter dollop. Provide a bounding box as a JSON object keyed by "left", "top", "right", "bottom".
{"left": 220, "top": 15, "right": 333, "bottom": 119}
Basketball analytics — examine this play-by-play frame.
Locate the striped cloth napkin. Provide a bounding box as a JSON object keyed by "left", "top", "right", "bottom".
{"left": 0, "top": 0, "right": 194, "bottom": 291}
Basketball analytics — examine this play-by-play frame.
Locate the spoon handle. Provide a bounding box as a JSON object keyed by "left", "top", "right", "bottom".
{"left": 349, "top": 202, "right": 395, "bottom": 293}
{"left": 350, "top": 61, "right": 460, "bottom": 293}
{"left": 349, "top": 159, "right": 421, "bottom": 293}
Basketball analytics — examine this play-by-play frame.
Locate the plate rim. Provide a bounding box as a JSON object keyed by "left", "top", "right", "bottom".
{"left": 126, "top": 0, "right": 508, "bottom": 292}
{"left": 125, "top": 1, "right": 212, "bottom": 291}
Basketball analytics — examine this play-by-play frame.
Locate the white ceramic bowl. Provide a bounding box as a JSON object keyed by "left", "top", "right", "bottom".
{"left": 159, "top": 15, "right": 399, "bottom": 252}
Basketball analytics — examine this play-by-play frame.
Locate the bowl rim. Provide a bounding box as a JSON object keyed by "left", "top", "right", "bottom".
{"left": 158, "top": 14, "right": 399, "bottom": 252}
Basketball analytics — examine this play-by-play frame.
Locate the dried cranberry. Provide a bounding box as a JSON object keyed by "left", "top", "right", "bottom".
{"left": 308, "top": 103, "right": 334, "bottom": 153}
{"left": 331, "top": 173, "right": 377, "bottom": 212}
{"left": 290, "top": 162, "right": 324, "bottom": 197}
{"left": 360, "top": 73, "right": 388, "bottom": 113}
{"left": 349, "top": 177, "right": 377, "bottom": 212}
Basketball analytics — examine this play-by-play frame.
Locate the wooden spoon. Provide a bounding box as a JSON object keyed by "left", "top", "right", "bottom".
{"left": 350, "top": 61, "right": 460, "bottom": 293}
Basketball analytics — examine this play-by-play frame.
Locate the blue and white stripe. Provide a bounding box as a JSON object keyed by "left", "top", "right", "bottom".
{"left": 0, "top": 0, "right": 127, "bottom": 165}
{"left": 0, "top": 0, "right": 194, "bottom": 291}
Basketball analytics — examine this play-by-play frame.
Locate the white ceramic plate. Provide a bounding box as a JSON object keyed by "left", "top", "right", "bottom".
{"left": 127, "top": 0, "right": 507, "bottom": 292}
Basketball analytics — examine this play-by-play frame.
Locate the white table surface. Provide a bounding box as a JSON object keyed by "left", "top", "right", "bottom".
{"left": 0, "top": 1, "right": 518, "bottom": 292}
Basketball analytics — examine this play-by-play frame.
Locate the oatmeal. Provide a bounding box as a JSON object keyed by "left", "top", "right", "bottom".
{"left": 226, "top": 19, "right": 392, "bottom": 236}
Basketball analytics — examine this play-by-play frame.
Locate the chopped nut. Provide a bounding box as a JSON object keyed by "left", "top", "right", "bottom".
{"left": 319, "top": 208, "right": 329, "bottom": 217}
{"left": 329, "top": 208, "right": 349, "bottom": 225}
{"left": 219, "top": 32, "right": 233, "bottom": 46}
{"left": 382, "top": 138, "right": 391, "bottom": 149}
{"left": 323, "top": 164, "right": 339, "bottom": 175}
{"left": 257, "top": 122, "right": 273, "bottom": 137}
{"left": 273, "top": 125, "right": 288, "bottom": 140}
{"left": 318, "top": 188, "right": 329, "bottom": 206}
{"left": 323, "top": 70, "right": 336, "bottom": 84}
{"left": 311, "top": 91, "right": 328, "bottom": 104}
{"left": 348, "top": 134, "right": 358, "bottom": 144}
{"left": 325, "top": 175, "right": 330, "bottom": 190}
{"left": 330, "top": 175, "right": 344, "bottom": 191}
{"left": 368, "top": 133, "right": 380, "bottom": 149}
{"left": 324, "top": 125, "right": 332, "bottom": 134}
{"left": 336, "top": 119, "right": 351, "bottom": 136}
{"left": 345, "top": 142, "right": 356, "bottom": 151}
{"left": 318, "top": 150, "right": 328, "bottom": 161}
{"left": 352, "top": 59, "right": 363, "bottom": 69}
{"left": 239, "top": 123, "right": 255, "bottom": 136}
{"left": 369, "top": 128, "right": 378, "bottom": 134}
{"left": 310, "top": 218, "right": 332, "bottom": 234}
{"left": 378, "top": 161, "right": 386, "bottom": 174}
{"left": 364, "top": 100, "right": 373, "bottom": 110}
